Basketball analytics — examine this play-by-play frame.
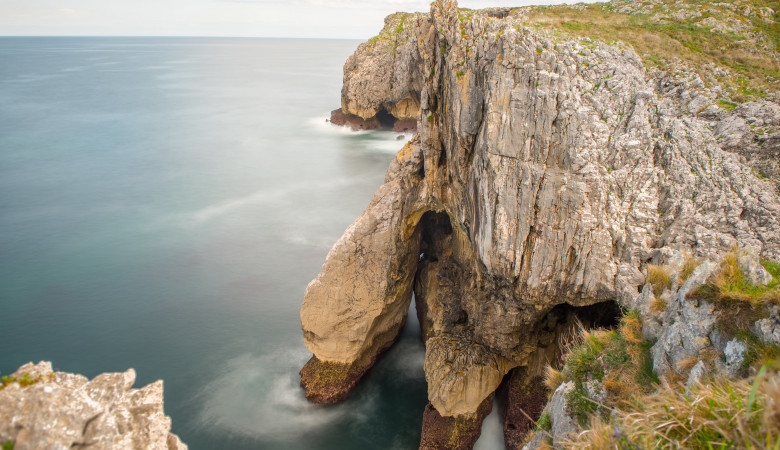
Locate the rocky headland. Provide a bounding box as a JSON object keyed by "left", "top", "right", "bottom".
{"left": 0, "top": 361, "right": 186, "bottom": 450}
{"left": 302, "top": 0, "right": 779, "bottom": 448}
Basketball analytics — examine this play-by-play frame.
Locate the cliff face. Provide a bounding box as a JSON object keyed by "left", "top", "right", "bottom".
{"left": 301, "top": 0, "right": 780, "bottom": 446}
{"left": 0, "top": 361, "right": 186, "bottom": 449}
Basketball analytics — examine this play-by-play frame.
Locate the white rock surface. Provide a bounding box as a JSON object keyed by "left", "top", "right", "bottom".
{"left": 0, "top": 361, "right": 186, "bottom": 450}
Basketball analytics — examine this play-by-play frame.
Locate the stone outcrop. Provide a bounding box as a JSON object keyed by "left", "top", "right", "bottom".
{"left": 0, "top": 361, "right": 186, "bottom": 450}
{"left": 301, "top": 0, "right": 780, "bottom": 448}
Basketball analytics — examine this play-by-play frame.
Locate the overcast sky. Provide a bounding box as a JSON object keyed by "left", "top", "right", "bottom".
{"left": 0, "top": 0, "right": 601, "bottom": 39}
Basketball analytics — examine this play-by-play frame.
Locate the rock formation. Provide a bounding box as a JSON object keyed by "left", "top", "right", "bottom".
{"left": 301, "top": 0, "right": 780, "bottom": 448}
{"left": 0, "top": 361, "right": 186, "bottom": 450}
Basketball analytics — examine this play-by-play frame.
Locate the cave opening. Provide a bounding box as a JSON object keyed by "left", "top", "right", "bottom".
{"left": 375, "top": 107, "right": 397, "bottom": 128}
{"left": 417, "top": 210, "right": 453, "bottom": 263}
{"left": 499, "top": 299, "right": 622, "bottom": 446}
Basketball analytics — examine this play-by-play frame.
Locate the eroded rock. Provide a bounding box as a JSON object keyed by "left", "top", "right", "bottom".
{"left": 0, "top": 361, "right": 186, "bottom": 450}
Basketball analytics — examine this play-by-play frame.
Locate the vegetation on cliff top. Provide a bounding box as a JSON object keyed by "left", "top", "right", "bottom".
{"left": 545, "top": 311, "right": 658, "bottom": 426}
{"left": 539, "top": 251, "right": 780, "bottom": 448}
{"left": 521, "top": 0, "right": 779, "bottom": 102}
{"left": 569, "top": 365, "right": 780, "bottom": 449}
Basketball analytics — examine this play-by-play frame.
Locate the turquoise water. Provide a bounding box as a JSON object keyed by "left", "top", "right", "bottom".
{"left": 0, "top": 37, "right": 430, "bottom": 449}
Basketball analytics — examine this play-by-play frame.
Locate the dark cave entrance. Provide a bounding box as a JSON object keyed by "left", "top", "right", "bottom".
{"left": 375, "top": 107, "right": 397, "bottom": 129}
{"left": 500, "top": 299, "right": 622, "bottom": 446}
{"left": 418, "top": 210, "right": 453, "bottom": 262}
{"left": 413, "top": 210, "right": 455, "bottom": 340}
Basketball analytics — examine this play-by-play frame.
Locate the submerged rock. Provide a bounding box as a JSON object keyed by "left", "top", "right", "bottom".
{"left": 0, "top": 361, "right": 186, "bottom": 450}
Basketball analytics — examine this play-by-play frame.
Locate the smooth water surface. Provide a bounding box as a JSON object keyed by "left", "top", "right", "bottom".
{"left": 0, "top": 37, "right": 429, "bottom": 449}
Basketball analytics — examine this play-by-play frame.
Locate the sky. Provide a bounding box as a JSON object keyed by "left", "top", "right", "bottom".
{"left": 0, "top": 0, "right": 601, "bottom": 39}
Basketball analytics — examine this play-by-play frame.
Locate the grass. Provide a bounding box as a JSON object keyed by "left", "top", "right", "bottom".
{"left": 564, "top": 363, "right": 780, "bottom": 449}
{"left": 2, "top": 441, "right": 12, "bottom": 450}
{"left": 647, "top": 264, "right": 672, "bottom": 297}
{"left": 536, "top": 411, "right": 552, "bottom": 431}
{"left": 0, "top": 372, "right": 53, "bottom": 390}
{"left": 524, "top": 1, "right": 779, "bottom": 101}
{"left": 546, "top": 311, "right": 658, "bottom": 426}
{"left": 679, "top": 253, "right": 699, "bottom": 283}
{"left": 688, "top": 249, "right": 779, "bottom": 307}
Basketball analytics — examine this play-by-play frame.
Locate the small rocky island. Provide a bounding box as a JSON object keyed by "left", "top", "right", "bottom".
{"left": 301, "top": 0, "right": 780, "bottom": 448}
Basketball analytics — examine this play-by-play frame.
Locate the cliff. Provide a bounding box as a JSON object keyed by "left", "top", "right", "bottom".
{"left": 300, "top": 0, "right": 780, "bottom": 448}
{"left": 0, "top": 361, "right": 186, "bottom": 450}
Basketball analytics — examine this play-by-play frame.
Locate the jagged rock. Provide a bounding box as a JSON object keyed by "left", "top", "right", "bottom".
{"left": 738, "top": 252, "right": 773, "bottom": 286}
{"left": 519, "top": 381, "right": 577, "bottom": 450}
{"left": 753, "top": 305, "right": 780, "bottom": 346}
{"left": 420, "top": 394, "right": 494, "bottom": 450}
{"left": 724, "top": 339, "right": 750, "bottom": 377}
{"left": 714, "top": 101, "right": 780, "bottom": 191}
{"left": 686, "top": 360, "right": 708, "bottom": 389}
{"left": 547, "top": 381, "right": 578, "bottom": 447}
{"left": 329, "top": 108, "right": 381, "bottom": 131}
{"left": 650, "top": 261, "right": 719, "bottom": 378}
{"left": 0, "top": 361, "right": 186, "bottom": 450}
{"left": 502, "top": 370, "right": 548, "bottom": 449}
{"left": 340, "top": 12, "right": 425, "bottom": 121}
{"left": 300, "top": 0, "right": 780, "bottom": 445}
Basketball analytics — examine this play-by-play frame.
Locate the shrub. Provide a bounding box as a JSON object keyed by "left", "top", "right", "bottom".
{"left": 688, "top": 250, "right": 779, "bottom": 307}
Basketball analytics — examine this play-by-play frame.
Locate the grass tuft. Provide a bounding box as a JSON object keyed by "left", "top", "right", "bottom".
{"left": 688, "top": 249, "right": 779, "bottom": 307}
{"left": 647, "top": 264, "right": 672, "bottom": 297}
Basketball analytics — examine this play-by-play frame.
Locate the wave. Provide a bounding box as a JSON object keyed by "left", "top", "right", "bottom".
{"left": 191, "top": 176, "right": 367, "bottom": 223}
{"left": 196, "top": 348, "right": 377, "bottom": 440}
{"left": 306, "top": 114, "right": 415, "bottom": 155}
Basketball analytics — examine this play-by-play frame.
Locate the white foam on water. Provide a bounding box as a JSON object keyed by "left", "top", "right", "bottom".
{"left": 197, "top": 348, "right": 376, "bottom": 439}
{"left": 306, "top": 114, "right": 415, "bottom": 155}
{"left": 473, "top": 397, "right": 505, "bottom": 450}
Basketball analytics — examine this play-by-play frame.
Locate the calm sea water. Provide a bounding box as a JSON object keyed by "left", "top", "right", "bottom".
{"left": 0, "top": 37, "right": 443, "bottom": 449}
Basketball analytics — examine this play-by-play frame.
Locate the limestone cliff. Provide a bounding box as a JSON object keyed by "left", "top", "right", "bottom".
{"left": 301, "top": 0, "right": 780, "bottom": 448}
{"left": 0, "top": 361, "right": 186, "bottom": 450}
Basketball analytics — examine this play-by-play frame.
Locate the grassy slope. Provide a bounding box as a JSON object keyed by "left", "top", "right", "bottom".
{"left": 521, "top": 0, "right": 779, "bottom": 103}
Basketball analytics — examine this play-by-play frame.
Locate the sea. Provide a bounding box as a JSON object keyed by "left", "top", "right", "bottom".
{"left": 0, "top": 37, "right": 503, "bottom": 449}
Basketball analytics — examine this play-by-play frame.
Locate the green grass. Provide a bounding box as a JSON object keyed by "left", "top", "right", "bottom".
{"left": 717, "top": 100, "right": 737, "bottom": 111}
{"left": 535, "top": 411, "right": 552, "bottom": 431}
{"left": 0, "top": 372, "right": 53, "bottom": 390}
{"left": 689, "top": 250, "right": 779, "bottom": 307}
{"left": 549, "top": 311, "right": 658, "bottom": 426}
{"left": 2, "top": 441, "right": 12, "bottom": 450}
{"left": 524, "top": 1, "right": 779, "bottom": 101}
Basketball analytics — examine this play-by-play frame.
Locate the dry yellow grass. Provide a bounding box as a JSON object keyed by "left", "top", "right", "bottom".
{"left": 647, "top": 264, "right": 672, "bottom": 297}
{"left": 689, "top": 249, "right": 780, "bottom": 308}
{"left": 566, "top": 365, "right": 780, "bottom": 449}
